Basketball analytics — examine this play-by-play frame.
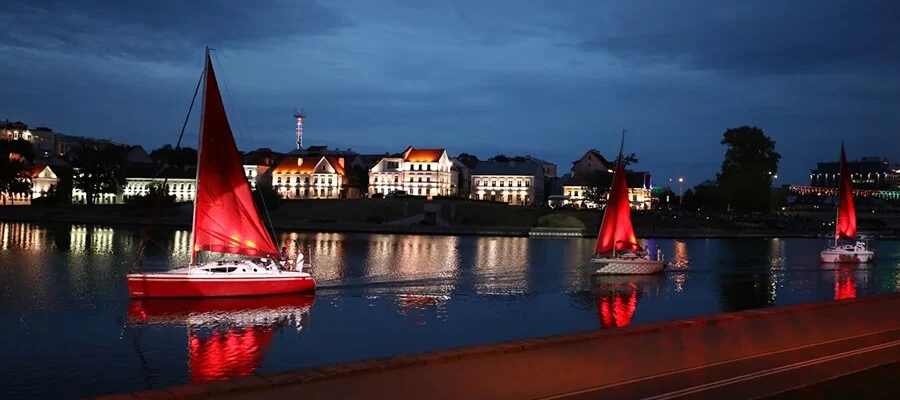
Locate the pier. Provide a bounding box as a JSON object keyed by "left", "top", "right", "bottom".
{"left": 92, "top": 293, "right": 900, "bottom": 400}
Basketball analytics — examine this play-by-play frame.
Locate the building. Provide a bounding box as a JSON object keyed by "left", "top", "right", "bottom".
{"left": 571, "top": 149, "right": 615, "bottom": 177}
{"left": 271, "top": 156, "right": 348, "bottom": 199}
{"left": 470, "top": 161, "right": 545, "bottom": 205}
{"left": 810, "top": 156, "right": 899, "bottom": 190}
{"left": 562, "top": 172, "right": 653, "bottom": 210}
{"left": 0, "top": 165, "right": 61, "bottom": 205}
{"left": 1, "top": 121, "right": 55, "bottom": 158}
{"left": 120, "top": 164, "right": 198, "bottom": 203}
{"left": 368, "top": 146, "right": 455, "bottom": 198}
{"left": 561, "top": 149, "right": 653, "bottom": 210}
{"left": 450, "top": 158, "right": 471, "bottom": 198}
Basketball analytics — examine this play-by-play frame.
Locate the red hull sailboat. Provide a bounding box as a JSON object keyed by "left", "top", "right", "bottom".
{"left": 820, "top": 143, "right": 874, "bottom": 263}
{"left": 590, "top": 132, "right": 664, "bottom": 274}
{"left": 127, "top": 50, "right": 316, "bottom": 297}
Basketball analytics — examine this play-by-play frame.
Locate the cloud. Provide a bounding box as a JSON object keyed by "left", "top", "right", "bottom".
{"left": 0, "top": 0, "right": 348, "bottom": 62}
{"left": 576, "top": 0, "right": 900, "bottom": 76}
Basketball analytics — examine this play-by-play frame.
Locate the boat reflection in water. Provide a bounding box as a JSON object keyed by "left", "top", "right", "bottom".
{"left": 127, "top": 295, "right": 314, "bottom": 382}
{"left": 828, "top": 266, "right": 871, "bottom": 301}
{"left": 592, "top": 275, "right": 665, "bottom": 328}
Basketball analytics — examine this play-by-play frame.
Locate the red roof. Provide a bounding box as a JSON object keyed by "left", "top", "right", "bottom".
{"left": 272, "top": 156, "right": 346, "bottom": 176}
{"left": 27, "top": 165, "right": 47, "bottom": 178}
{"left": 403, "top": 147, "right": 445, "bottom": 162}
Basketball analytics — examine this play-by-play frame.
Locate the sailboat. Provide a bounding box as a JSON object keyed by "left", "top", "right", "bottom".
{"left": 127, "top": 50, "right": 316, "bottom": 297}
{"left": 590, "top": 132, "right": 665, "bottom": 275}
{"left": 820, "top": 144, "right": 874, "bottom": 263}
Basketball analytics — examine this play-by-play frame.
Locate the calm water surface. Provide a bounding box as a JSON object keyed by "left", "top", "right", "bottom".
{"left": 1, "top": 222, "right": 898, "bottom": 400}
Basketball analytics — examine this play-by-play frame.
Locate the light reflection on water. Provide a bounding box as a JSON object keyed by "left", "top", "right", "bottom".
{"left": 0, "top": 222, "right": 898, "bottom": 400}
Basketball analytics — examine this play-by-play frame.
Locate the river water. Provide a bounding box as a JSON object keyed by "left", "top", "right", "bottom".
{"left": 0, "top": 222, "right": 898, "bottom": 400}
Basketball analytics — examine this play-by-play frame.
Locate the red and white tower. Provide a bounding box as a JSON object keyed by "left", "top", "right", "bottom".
{"left": 293, "top": 108, "right": 307, "bottom": 150}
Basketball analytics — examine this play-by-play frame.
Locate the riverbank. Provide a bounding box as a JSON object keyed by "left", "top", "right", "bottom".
{"left": 2, "top": 200, "right": 897, "bottom": 239}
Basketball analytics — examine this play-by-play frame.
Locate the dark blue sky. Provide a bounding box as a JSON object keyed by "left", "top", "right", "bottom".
{"left": 2, "top": 0, "right": 898, "bottom": 186}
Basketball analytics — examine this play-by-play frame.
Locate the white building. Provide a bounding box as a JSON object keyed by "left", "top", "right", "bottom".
{"left": 368, "top": 147, "right": 454, "bottom": 197}
{"left": 562, "top": 172, "right": 653, "bottom": 210}
{"left": 470, "top": 161, "right": 545, "bottom": 206}
{"left": 272, "top": 156, "right": 347, "bottom": 199}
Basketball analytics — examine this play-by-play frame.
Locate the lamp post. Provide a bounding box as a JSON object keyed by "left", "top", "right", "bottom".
{"left": 677, "top": 177, "right": 684, "bottom": 205}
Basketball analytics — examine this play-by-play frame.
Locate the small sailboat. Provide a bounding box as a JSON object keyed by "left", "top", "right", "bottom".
{"left": 127, "top": 50, "right": 316, "bottom": 297}
{"left": 820, "top": 143, "right": 874, "bottom": 263}
{"left": 590, "top": 132, "right": 665, "bottom": 274}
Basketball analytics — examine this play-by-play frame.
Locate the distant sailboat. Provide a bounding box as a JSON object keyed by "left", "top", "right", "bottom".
{"left": 127, "top": 49, "right": 316, "bottom": 297}
{"left": 590, "top": 132, "right": 665, "bottom": 274}
{"left": 820, "top": 143, "right": 874, "bottom": 263}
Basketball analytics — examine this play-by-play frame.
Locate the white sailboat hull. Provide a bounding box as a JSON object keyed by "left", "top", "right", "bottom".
{"left": 590, "top": 257, "right": 665, "bottom": 275}
{"left": 820, "top": 246, "right": 874, "bottom": 263}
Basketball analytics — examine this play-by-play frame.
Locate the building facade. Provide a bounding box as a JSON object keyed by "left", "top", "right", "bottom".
{"left": 272, "top": 156, "right": 347, "bottom": 199}
{"left": 470, "top": 161, "right": 545, "bottom": 206}
{"left": 368, "top": 147, "right": 454, "bottom": 197}
{"left": 561, "top": 149, "right": 653, "bottom": 210}
{"left": 561, "top": 172, "right": 653, "bottom": 210}
{"left": 810, "top": 156, "right": 899, "bottom": 190}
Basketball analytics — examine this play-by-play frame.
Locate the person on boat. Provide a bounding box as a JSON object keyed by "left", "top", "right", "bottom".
{"left": 280, "top": 246, "right": 288, "bottom": 261}
{"left": 295, "top": 250, "right": 305, "bottom": 271}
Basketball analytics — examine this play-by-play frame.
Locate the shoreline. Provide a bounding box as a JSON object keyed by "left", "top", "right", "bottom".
{"left": 0, "top": 213, "right": 883, "bottom": 239}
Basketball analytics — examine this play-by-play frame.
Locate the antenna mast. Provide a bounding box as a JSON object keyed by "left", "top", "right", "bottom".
{"left": 293, "top": 108, "right": 307, "bottom": 150}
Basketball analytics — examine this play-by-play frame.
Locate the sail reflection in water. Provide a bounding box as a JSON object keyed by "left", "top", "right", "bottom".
{"left": 593, "top": 275, "right": 665, "bottom": 328}
{"left": 127, "top": 295, "right": 314, "bottom": 382}
{"left": 829, "top": 267, "right": 871, "bottom": 301}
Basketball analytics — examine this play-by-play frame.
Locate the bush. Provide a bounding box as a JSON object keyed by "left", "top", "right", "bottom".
{"left": 537, "top": 214, "right": 585, "bottom": 228}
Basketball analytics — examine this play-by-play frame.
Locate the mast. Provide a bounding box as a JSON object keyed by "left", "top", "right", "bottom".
{"left": 189, "top": 48, "right": 210, "bottom": 266}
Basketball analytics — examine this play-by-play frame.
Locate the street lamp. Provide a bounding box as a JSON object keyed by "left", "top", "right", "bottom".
{"left": 677, "top": 176, "right": 684, "bottom": 205}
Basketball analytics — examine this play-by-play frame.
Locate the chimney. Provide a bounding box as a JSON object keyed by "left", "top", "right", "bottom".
{"left": 297, "top": 157, "right": 304, "bottom": 166}
{"left": 338, "top": 157, "right": 345, "bottom": 168}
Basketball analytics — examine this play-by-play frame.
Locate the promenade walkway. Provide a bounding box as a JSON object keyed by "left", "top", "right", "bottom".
{"left": 95, "top": 294, "right": 900, "bottom": 400}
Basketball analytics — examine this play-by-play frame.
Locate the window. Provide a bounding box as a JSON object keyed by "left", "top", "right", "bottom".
{"left": 426, "top": 177, "right": 430, "bottom": 183}
{"left": 394, "top": 176, "right": 399, "bottom": 183}
{"left": 427, "top": 164, "right": 432, "bottom": 171}
{"left": 491, "top": 180, "right": 496, "bottom": 186}
{"left": 508, "top": 180, "right": 512, "bottom": 187}
{"left": 418, "top": 177, "right": 422, "bottom": 182}
{"left": 328, "top": 178, "right": 333, "bottom": 185}
{"left": 525, "top": 180, "right": 530, "bottom": 187}
{"left": 575, "top": 191, "right": 580, "bottom": 197}
{"left": 277, "top": 177, "right": 282, "bottom": 184}
{"left": 517, "top": 180, "right": 522, "bottom": 187}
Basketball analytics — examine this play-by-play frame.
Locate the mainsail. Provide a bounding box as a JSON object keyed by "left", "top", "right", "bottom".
{"left": 835, "top": 144, "right": 856, "bottom": 242}
{"left": 594, "top": 138, "right": 639, "bottom": 255}
{"left": 192, "top": 54, "right": 278, "bottom": 259}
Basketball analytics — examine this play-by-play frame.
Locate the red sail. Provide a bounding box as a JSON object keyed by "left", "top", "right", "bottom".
{"left": 192, "top": 56, "right": 278, "bottom": 258}
{"left": 835, "top": 144, "right": 856, "bottom": 241}
{"left": 595, "top": 155, "right": 639, "bottom": 254}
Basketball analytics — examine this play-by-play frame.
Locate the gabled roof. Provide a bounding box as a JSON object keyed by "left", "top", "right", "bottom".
{"left": 402, "top": 146, "right": 446, "bottom": 162}
{"left": 26, "top": 165, "right": 49, "bottom": 178}
{"left": 272, "top": 156, "right": 347, "bottom": 176}
{"left": 471, "top": 161, "right": 544, "bottom": 176}
{"left": 572, "top": 149, "right": 613, "bottom": 169}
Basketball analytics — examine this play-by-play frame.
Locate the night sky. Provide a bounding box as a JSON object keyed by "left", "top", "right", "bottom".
{"left": 2, "top": 1, "right": 899, "bottom": 185}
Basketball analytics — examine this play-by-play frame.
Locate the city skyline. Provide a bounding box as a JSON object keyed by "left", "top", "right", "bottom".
{"left": 2, "top": 1, "right": 899, "bottom": 185}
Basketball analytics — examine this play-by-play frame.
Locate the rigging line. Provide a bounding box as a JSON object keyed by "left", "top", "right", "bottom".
{"left": 135, "top": 67, "right": 204, "bottom": 266}
{"left": 210, "top": 51, "right": 280, "bottom": 246}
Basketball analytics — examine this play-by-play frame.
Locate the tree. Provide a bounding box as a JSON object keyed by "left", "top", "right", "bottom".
{"left": 622, "top": 153, "right": 639, "bottom": 167}
{"left": 716, "top": 126, "right": 781, "bottom": 212}
{"left": 0, "top": 139, "right": 35, "bottom": 205}
{"left": 72, "top": 145, "right": 128, "bottom": 205}
{"left": 150, "top": 144, "right": 198, "bottom": 167}
{"left": 488, "top": 154, "right": 510, "bottom": 162}
{"left": 456, "top": 153, "right": 479, "bottom": 169}
{"left": 580, "top": 170, "right": 615, "bottom": 207}
{"left": 684, "top": 180, "right": 723, "bottom": 211}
